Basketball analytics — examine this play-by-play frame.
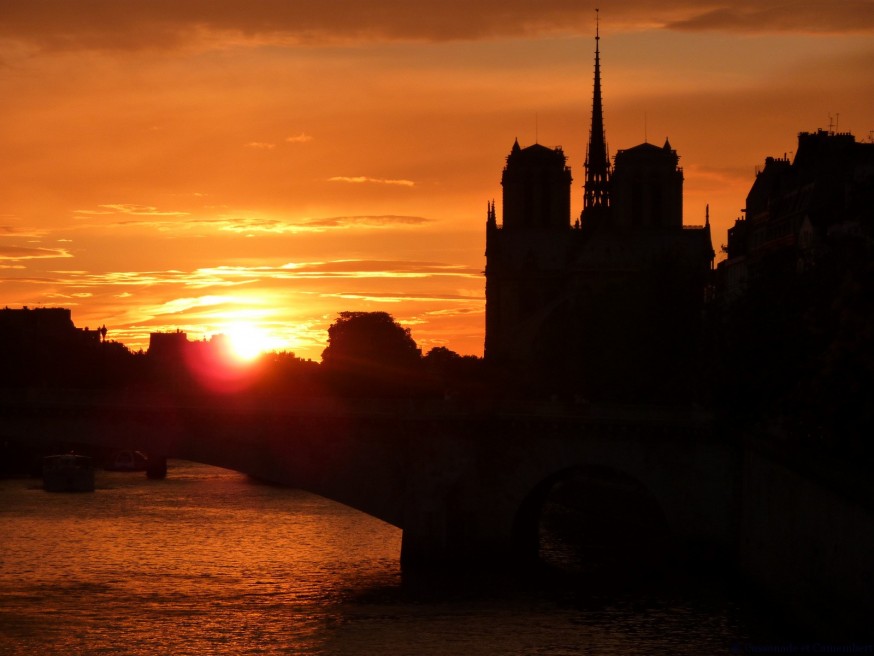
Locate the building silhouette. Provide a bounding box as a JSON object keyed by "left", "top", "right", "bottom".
{"left": 718, "top": 128, "right": 874, "bottom": 301}
{"left": 147, "top": 329, "right": 191, "bottom": 361}
{"left": 484, "top": 22, "right": 714, "bottom": 399}
{"left": 0, "top": 307, "right": 103, "bottom": 346}
{"left": 711, "top": 128, "right": 874, "bottom": 446}
{"left": 0, "top": 307, "right": 111, "bottom": 388}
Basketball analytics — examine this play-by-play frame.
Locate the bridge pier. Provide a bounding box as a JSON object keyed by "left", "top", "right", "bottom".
{"left": 400, "top": 516, "right": 515, "bottom": 571}
{"left": 146, "top": 455, "right": 167, "bottom": 480}
{"left": 400, "top": 514, "right": 450, "bottom": 569}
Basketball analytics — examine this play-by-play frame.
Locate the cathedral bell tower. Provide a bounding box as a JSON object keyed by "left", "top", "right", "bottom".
{"left": 500, "top": 139, "right": 572, "bottom": 231}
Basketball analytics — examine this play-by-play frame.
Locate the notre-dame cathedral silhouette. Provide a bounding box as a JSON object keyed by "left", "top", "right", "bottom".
{"left": 484, "top": 22, "right": 714, "bottom": 400}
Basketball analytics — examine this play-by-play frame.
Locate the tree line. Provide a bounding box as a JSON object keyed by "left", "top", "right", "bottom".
{"left": 0, "top": 310, "right": 487, "bottom": 400}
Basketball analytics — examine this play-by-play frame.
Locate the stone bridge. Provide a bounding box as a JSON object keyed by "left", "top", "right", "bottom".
{"left": 1, "top": 392, "right": 737, "bottom": 569}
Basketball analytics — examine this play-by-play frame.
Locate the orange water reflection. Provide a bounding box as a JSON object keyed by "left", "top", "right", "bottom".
{"left": 0, "top": 462, "right": 401, "bottom": 655}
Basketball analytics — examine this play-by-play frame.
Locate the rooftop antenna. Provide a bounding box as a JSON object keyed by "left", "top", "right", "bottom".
{"left": 828, "top": 113, "right": 835, "bottom": 134}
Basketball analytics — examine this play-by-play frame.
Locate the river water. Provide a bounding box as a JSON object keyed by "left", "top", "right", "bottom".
{"left": 1, "top": 461, "right": 784, "bottom": 655}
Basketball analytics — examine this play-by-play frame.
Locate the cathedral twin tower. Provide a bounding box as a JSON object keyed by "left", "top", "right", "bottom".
{"left": 484, "top": 19, "right": 713, "bottom": 399}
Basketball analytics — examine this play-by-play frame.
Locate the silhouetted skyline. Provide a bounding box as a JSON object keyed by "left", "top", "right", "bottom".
{"left": 1, "top": 2, "right": 872, "bottom": 360}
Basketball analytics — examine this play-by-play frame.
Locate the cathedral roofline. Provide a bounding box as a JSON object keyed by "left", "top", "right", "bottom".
{"left": 617, "top": 142, "right": 667, "bottom": 154}
{"left": 504, "top": 142, "right": 570, "bottom": 171}
{"left": 615, "top": 141, "right": 681, "bottom": 164}
{"left": 509, "top": 142, "right": 566, "bottom": 156}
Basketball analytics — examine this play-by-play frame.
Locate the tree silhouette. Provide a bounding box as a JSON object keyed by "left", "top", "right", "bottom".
{"left": 321, "top": 311, "right": 423, "bottom": 396}
{"left": 423, "top": 346, "right": 486, "bottom": 398}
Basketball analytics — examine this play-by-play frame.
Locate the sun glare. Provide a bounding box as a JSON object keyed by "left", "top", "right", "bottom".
{"left": 224, "top": 323, "right": 272, "bottom": 362}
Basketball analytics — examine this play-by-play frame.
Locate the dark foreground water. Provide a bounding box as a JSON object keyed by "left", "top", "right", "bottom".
{"left": 2, "top": 461, "right": 785, "bottom": 655}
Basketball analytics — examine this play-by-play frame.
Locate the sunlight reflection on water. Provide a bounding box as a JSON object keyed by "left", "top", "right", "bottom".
{"left": 1, "top": 462, "right": 401, "bottom": 655}
{"left": 1, "top": 461, "right": 774, "bottom": 655}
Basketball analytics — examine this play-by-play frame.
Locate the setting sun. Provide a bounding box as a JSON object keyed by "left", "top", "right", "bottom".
{"left": 224, "top": 323, "right": 275, "bottom": 362}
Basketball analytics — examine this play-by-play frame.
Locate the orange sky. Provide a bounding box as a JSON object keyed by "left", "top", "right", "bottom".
{"left": 2, "top": 1, "right": 873, "bottom": 360}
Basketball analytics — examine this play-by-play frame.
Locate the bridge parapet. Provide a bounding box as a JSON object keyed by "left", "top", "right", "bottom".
{"left": 2, "top": 388, "right": 715, "bottom": 428}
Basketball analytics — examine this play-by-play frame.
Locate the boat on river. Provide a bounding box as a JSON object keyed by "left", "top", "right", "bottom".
{"left": 42, "top": 454, "right": 95, "bottom": 492}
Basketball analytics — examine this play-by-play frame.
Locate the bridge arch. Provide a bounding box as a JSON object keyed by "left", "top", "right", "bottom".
{"left": 512, "top": 464, "right": 671, "bottom": 576}
{"left": 2, "top": 395, "right": 735, "bottom": 570}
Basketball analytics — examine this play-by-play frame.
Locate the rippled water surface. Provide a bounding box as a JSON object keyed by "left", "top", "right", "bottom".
{"left": 2, "top": 461, "right": 776, "bottom": 655}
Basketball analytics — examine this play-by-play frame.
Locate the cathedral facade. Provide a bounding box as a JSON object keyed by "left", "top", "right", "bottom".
{"left": 484, "top": 25, "right": 714, "bottom": 399}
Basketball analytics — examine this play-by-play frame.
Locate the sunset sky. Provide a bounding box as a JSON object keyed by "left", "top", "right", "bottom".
{"left": 2, "top": 1, "right": 872, "bottom": 360}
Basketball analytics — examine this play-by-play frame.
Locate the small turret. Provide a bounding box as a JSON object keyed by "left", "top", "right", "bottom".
{"left": 486, "top": 200, "right": 497, "bottom": 229}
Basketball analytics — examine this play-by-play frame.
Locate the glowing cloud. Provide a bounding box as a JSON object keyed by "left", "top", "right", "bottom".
{"left": 75, "top": 204, "right": 190, "bottom": 218}
{"left": 285, "top": 133, "right": 314, "bottom": 143}
{"left": 0, "top": 245, "right": 72, "bottom": 260}
{"left": 329, "top": 176, "right": 416, "bottom": 187}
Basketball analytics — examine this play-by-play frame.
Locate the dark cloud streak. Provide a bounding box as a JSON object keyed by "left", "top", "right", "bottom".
{"left": 0, "top": 0, "right": 582, "bottom": 51}
{"left": 666, "top": 2, "right": 874, "bottom": 34}
{"left": 3, "top": 0, "right": 871, "bottom": 53}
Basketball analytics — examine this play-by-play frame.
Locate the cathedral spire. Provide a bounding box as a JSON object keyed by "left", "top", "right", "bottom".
{"left": 582, "top": 8, "right": 611, "bottom": 224}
